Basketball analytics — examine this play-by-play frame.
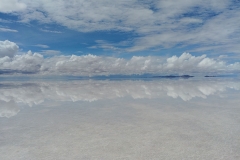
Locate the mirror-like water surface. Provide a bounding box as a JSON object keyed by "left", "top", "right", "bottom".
{"left": 0, "top": 78, "right": 240, "bottom": 159}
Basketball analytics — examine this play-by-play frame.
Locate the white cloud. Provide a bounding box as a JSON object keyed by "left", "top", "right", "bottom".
{"left": 189, "top": 43, "right": 240, "bottom": 54}
{"left": 0, "top": 0, "right": 26, "bottom": 13}
{"left": 89, "top": 40, "right": 122, "bottom": 51}
{"left": 0, "top": 51, "right": 43, "bottom": 73}
{"left": 40, "top": 50, "right": 61, "bottom": 56}
{"left": 34, "top": 44, "right": 49, "bottom": 48}
{"left": 0, "top": 18, "right": 11, "bottom": 23}
{"left": 0, "top": 27, "right": 18, "bottom": 32}
{"left": 179, "top": 18, "right": 203, "bottom": 24}
{"left": 0, "top": 51, "right": 239, "bottom": 75}
{"left": 40, "top": 29, "right": 62, "bottom": 34}
{"left": 0, "top": 40, "right": 19, "bottom": 58}
{"left": 1, "top": 0, "right": 238, "bottom": 53}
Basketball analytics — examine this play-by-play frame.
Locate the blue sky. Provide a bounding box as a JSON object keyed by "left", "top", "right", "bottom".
{"left": 0, "top": 0, "right": 240, "bottom": 76}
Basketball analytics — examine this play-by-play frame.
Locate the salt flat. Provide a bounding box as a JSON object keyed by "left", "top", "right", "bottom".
{"left": 0, "top": 78, "right": 240, "bottom": 160}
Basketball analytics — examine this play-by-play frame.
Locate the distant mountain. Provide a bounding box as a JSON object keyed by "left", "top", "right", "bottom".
{"left": 204, "top": 75, "right": 217, "bottom": 77}
{"left": 153, "top": 75, "right": 194, "bottom": 78}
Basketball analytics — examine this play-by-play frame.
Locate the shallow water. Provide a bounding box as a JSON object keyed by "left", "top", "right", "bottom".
{"left": 0, "top": 78, "right": 240, "bottom": 159}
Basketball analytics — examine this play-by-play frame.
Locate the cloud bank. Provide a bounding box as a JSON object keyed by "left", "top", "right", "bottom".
{"left": 0, "top": 51, "right": 239, "bottom": 76}
{"left": 0, "top": 40, "right": 239, "bottom": 76}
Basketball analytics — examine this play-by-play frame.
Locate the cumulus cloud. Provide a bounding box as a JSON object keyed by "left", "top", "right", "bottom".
{"left": 1, "top": 0, "right": 239, "bottom": 53}
{"left": 0, "top": 51, "right": 43, "bottom": 74}
{"left": 0, "top": 52, "right": 239, "bottom": 75}
{"left": 0, "top": 40, "right": 19, "bottom": 58}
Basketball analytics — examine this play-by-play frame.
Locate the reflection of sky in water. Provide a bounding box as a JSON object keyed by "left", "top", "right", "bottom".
{"left": 0, "top": 78, "right": 240, "bottom": 159}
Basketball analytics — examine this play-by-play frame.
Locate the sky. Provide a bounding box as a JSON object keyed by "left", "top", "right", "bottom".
{"left": 0, "top": 0, "right": 240, "bottom": 76}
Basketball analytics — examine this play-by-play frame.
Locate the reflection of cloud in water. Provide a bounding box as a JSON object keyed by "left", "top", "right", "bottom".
{"left": 1, "top": 86, "right": 239, "bottom": 159}
{"left": 0, "top": 80, "right": 239, "bottom": 107}
{"left": 0, "top": 80, "right": 240, "bottom": 159}
{"left": 0, "top": 100, "right": 19, "bottom": 118}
